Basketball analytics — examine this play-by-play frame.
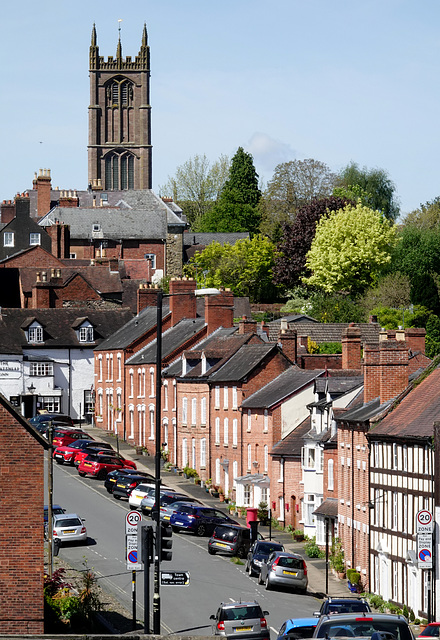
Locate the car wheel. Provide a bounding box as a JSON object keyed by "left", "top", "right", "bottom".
{"left": 258, "top": 572, "right": 264, "bottom": 585}
{"left": 106, "top": 488, "right": 112, "bottom": 494}
{"left": 171, "top": 526, "right": 180, "bottom": 533}
{"left": 114, "top": 494, "right": 121, "bottom": 500}
{"left": 237, "top": 545, "right": 246, "bottom": 559}
{"left": 265, "top": 576, "right": 272, "bottom": 591}
{"left": 97, "top": 470, "right": 106, "bottom": 480}
{"left": 78, "top": 471, "right": 86, "bottom": 477}
{"left": 196, "top": 523, "right": 207, "bottom": 536}
{"left": 208, "top": 547, "right": 216, "bottom": 555}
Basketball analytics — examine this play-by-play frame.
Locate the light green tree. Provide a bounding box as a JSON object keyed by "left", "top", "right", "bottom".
{"left": 303, "top": 203, "right": 396, "bottom": 295}
{"left": 183, "top": 235, "right": 279, "bottom": 302}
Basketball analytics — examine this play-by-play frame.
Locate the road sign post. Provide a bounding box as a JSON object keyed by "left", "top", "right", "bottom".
{"left": 416, "top": 510, "right": 433, "bottom": 569}
{"left": 124, "top": 511, "right": 142, "bottom": 631}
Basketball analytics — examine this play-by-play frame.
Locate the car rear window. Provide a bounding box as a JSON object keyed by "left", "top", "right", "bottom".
{"left": 286, "top": 626, "right": 317, "bottom": 639}
{"left": 277, "top": 556, "right": 303, "bottom": 569}
{"left": 221, "top": 605, "right": 263, "bottom": 621}
{"left": 316, "top": 620, "right": 412, "bottom": 640}
{"left": 214, "top": 527, "right": 241, "bottom": 541}
{"left": 328, "top": 603, "right": 370, "bottom": 614}
{"left": 56, "top": 518, "right": 82, "bottom": 527}
{"left": 177, "top": 505, "right": 196, "bottom": 514}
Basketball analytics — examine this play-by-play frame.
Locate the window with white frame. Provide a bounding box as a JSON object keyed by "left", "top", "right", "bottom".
{"left": 393, "top": 443, "right": 398, "bottom": 469}
{"left": 263, "top": 409, "right": 268, "bottom": 432}
{"left": 106, "top": 355, "right": 111, "bottom": 381}
{"left": 328, "top": 459, "right": 334, "bottom": 491}
{"left": 98, "top": 391, "right": 103, "bottom": 418}
{"left": 144, "top": 253, "right": 156, "bottom": 269}
{"left": 215, "top": 386, "right": 220, "bottom": 409}
{"left": 192, "top": 438, "right": 196, "bottom": 469}
{"left": 304, "top": 494, "right": 316, "bottom": 526}
{"left": 247, "top": 409, "right": 251, "bottom": 432}
{"left": 29, "top": 233, "right": 41, "bottom": 246}
{"left": 79, "top": 325, "right": 94, "bottom": 343}
{"left": 232, "top": 419, "right": 238, "bottom": 446}
{"left": 301, "top": 446, "right": 316, "bottom": 469}
{"left": 393, "top": 563, "right": 398, "bottom": 601}
{"left": 98, "top": 355, "right": 103, "bottom": 382}
{"left": 201, "top": 397, "right": 206, "bottom": 424}
{"left": 279, "top": 496, "right": 285, "bottom": 519}
{"left": 214, "top": 417, "right": 220, "bottom": 444}
{"left": 261, "top": 487, "right": 268, "bottom": 504}
{"left": 264, "top": 445, "right": 268, "bottom": 472}
{"left": 200, "top": 438, "right": 206, "bottom": 467}
{"left": 316, "top": 447, "right": 324, "bottom": 473}
{"left": 30, "top": 361, "right": 53, "bottom": 376}
{"left": 182, "top": 438, "right": 188, "bottom": 468}
{"left": 163, "top": 421, "right": 168, "bottom": 450}
{"left": 233, "top": 460, "right": 238, "bottom": 486}
{"left": 116, "top": 390, "right": 122, "bottom": 420}
{"left": 117, "top": 354, "right": 122, "bottom": 381}
{"left": 40, "top": 396, "right": 61, "bottom": 413}
{"left": 149, "top": 368, "right": 154, "bottom": 397}
{"left": 182, "top": 397, "right": 188, "bottom": 424}
{"left": 224, "top": 418, "right": 229, "bottom": 445}
{"left": 129, "top": 406, "right": 134, "bottom": 439}
{"left": 215, "top": 458, "right": 221, "bottom": 484}
{"left": 149, "top": 406, "right": 154, "bottom": 439}
{"left": 191, "top": 398, "right": 197, "bottom": 425}
{"left": 173, "top": 380, "right": 177, "bottom": 411}
{"left": 163, "top": 381, "right": 168, "bottom": 411}
{"left": 4, "top": 232, "right": 14, "bottom": 247}
{"left": 403, "top": 494, "right": 408, "bottom": 533}
{"left": 28, "top": 324, "right": 43, "bottom": 343}
{"left": 223, "top": 386, "right": 228, "bottom": 409}
{"left": 244, "top": 484, "right": 251, "bottom": 506}
{"left": 129, "top": 370, "right": 134, "bottom": 397}
{"left": 279, "top": 458, "right": 284, "bottom": 481}
{"left": 247, "top": 444, "right": 252, "bottom": 470}
{"left": 232, "top": 386, "right": 237, "bottom": 409}
{"left": 84, "top": 389, "right": 94, "bottom": 415}
{"left": 403, "top": 445, "right": 408, "bottom": 471}
{"left": 393, "top": 492, "right": 398, "bottom": 529}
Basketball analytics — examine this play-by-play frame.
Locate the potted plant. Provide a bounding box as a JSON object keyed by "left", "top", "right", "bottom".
{"left": 218, "top": 487, "right": 225, "bottom": 502}
{"left": 346, "top": 569, "right": 362, "bottom": 593}
{"left": 292, "top": 529, "right": 305, "bottom": 542}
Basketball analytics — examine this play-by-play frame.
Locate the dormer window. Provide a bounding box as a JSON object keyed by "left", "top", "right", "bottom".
{"left": 28, "top": 324, "right": 43, "bottom": 343}
{"left": 4, "top": 232, "right": 14, "bottom": 247}
{"left": 29, "top": 233, "right": 41, "bottom": 246}
{"left": 92, "top": 224, "right": 101, "bottom": 232}
{"left": 79, "top": 325, "right": 94, "bottom": 343}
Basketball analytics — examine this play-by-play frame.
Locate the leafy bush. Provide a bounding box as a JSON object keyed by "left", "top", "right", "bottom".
{"left": 304, "top": 536, "right": 325, "bottom": 558}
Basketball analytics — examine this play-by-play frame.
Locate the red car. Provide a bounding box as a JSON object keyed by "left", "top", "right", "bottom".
{"left": 72, "top": 443, "right": 115, "bottom": 467}
{"left": 53, "top": 439, "right": 97, "bottom": 465}
{"left": 52, "top": 427, "right": 91, "bottom": 448}
{"left": 78, "top": 452, "right": 137, "bottom": 479}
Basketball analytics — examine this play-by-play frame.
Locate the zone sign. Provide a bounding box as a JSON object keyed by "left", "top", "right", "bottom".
{"left": 416, "top": 510, "right": 433, "bottom": 534}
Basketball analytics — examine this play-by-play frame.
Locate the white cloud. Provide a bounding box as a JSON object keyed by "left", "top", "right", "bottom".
{"left": 245, "top": 133, "right": 295, "bottom": 178}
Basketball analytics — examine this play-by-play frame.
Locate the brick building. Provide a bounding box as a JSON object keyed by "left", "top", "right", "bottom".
{"left": 0, "top": 397, "right": 47, "bottom": 633}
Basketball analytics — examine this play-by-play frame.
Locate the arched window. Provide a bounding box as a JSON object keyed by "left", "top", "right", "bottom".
{"left": 105, "top": 151, "right": 134, "bottom": 190}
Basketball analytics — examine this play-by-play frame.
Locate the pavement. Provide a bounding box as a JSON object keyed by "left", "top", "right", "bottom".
{"left": 83, "top": 426, "right": 349, "bottom": 600}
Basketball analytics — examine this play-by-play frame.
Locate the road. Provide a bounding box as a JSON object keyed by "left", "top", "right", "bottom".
{"left": 50, "top": 458, "right": 320, "bottom": 636}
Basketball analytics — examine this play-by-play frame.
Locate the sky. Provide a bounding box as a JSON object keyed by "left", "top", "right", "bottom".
{"left": 2, "top": 0, "right": 440, "bottom": 217}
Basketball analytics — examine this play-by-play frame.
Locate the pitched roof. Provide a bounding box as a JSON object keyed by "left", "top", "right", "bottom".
{"left": 0, "top": 308, "right": 133, "bottom": 353}
{"left": 338, "top": 396, "right": 393, "bottom": 424}
{"left": 313, "top": 497, "right": 338, "bottom": 517}
{"left": 94, "top": 304, "right": 169, "bottom": 351}
{"left": 18, "top": 266, "right": 123, "bottom": 295}
{"left": 242, "top": 367, "right": 324, "bottom": 409}
{"left": 271, "top": 416, "right": 311, "bottom": 457}
{"left": 368, "top": 366, "right": 440, "bottom": 441}
{"left": 267, "top": 320, "right": 381, "bottom": 344}
{"left": 208, "top": 343, "right": 278, "bottom": 383}
{"left": 127, "top": 318, "right": 206, "bottom": 365}
{"left": 315, "top": 376, "right": 364, "bottom": 395}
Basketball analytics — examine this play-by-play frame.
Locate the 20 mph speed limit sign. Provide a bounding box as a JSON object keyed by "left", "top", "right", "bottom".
{"left": 416, "top": 510, "right": 433, "bottom": 534}
{"left": 126, "top": 510, "right": 142, "bottom": 535}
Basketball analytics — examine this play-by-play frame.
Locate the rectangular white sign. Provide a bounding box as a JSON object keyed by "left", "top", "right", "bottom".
{"left": 417, "top": 533, "right": 433, "bottom": 569}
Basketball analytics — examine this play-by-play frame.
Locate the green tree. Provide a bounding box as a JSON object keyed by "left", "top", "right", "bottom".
{"left": 307, "top": 292, "right": 366, "bottom": 323}
{"left": 335, "top": 162, "right": 400, "bottom": 221}
{"left": 183, "top": 235, "right": 279, "bottom": 302}
{"left": 403, "top": 197, "right": 440, "bottom": 229}
{"left": 361, "top": 272, "right": 411, "bottom": 312}
{"left": 260, "top": 158, "right": 337, "bottom": 238}
{"left": 303, "top": 203, "right": 396, "bottom": 295}
{"left": 198, "top": 147, "right": 261, "bottom": 233}
{"left": 159, "top": 153, "right": 230, "bottom": 228}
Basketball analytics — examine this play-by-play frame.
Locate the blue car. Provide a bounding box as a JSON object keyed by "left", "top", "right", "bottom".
{"left": 44, "top": 504, "right": 65, "bottom": 523}
{"left": 169, "top": 504, "right": 238, "bottom": 536}
{"left": 277, "top": 618, "right": 318, "bottom": 640}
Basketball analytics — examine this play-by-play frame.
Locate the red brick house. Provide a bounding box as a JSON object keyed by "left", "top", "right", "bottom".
{"left": 0, "top": 396, "right": 47, "bottom": 634}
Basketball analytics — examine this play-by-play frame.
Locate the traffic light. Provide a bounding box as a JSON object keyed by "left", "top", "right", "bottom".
{"left": 138, "top": 522, "right": 154, "bottom": 564}
{"left": 159, "top": 523, "right": 173, "bottom": 561}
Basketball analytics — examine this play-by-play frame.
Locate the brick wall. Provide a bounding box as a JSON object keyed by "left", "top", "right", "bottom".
{"left": 0, "top": 407, "right": 45, "bottom": 633}
{"left": 299, "top": 354, "right": 342, "bottom": 370}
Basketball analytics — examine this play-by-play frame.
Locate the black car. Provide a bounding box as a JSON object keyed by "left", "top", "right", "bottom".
{"left": 208, "top": 524, "right": 264, "bottom": 558}
{"left": 170, "top": 505, "right": 239, "bottom": 536}
{"left": 245, "top": 540, "right": 285, "bottom": 576}
{"left": 112, "top": 474, "right": 155, "bottom": 500}
{"left": 104, "top": 468, "right": 155, "bottom": 493}
{"left": 313, "top": 597, "right": 371, "bottom": 617}
{"left": 30, "top": 413, "right": 73, "bottom": 427}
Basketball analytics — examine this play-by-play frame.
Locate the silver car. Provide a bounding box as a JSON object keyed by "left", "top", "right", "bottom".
{"left": 210, "top": 600, "right": 270, "bottom": 640}
{"left": 52, "top": 513, "right": 88, "bottom": 545}
{"left": 313, "top": 613, "right": 414, "bottom": 640}
{"left": 258, "top": 551, "right": 308, "bottom": 593}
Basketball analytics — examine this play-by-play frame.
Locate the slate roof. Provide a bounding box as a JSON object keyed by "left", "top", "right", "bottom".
{"left": 208, "top": 343, "right": 278, "bottom": 383}
{"left": 0, "top": 308, "right": 133, "bottom": 353}
{"left": 271, "top": 416, "right": 311, "bottom": 457}
{"left": 267, "top": 320, "right": 381, "bottom": 344}
{"left": 315, "top": 376, "right": 364, "bottom": 395}
{"left": 126, "top": 318, "right": 206, "bottom": 365}
{"left": 338, "top": 396, "right": 393, "bottom": 424}
{"left": 18, "top": 266, "right": 123, "bottom": 295}
{"left": 94, "top": 304, "right": 169, "bottom": 351}
{"left": 368, "top": 366, "right": 440, "bottom": 441}
{"left": 313, "top": 497, "right": 338, "bottom": 517}
{"left": 241, "top": 367, "right": 324, "bottom": 409}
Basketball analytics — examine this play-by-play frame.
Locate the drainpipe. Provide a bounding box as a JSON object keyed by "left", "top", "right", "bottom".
{"left": 351, "top": 426, "right": 355, "bottom": 569}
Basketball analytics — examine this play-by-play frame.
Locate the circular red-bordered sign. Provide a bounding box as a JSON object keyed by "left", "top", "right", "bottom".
{"left": 126, "top": 511, "right": 141, "bottom": 527}
{"left": 417, "top": 510, "right": 432, "bottom": 526}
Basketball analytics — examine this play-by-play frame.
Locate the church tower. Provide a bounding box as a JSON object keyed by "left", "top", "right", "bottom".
{"left": 88, "top": 24, "right": 152, "bottom": 191}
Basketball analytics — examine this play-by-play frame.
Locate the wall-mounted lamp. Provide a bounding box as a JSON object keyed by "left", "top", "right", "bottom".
{"left": 27, "top": 383, "right": 36, "bottom": 394}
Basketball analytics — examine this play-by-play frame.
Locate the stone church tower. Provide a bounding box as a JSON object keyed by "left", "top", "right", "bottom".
{"left": 88, "top": 24, "right": 152, "bottom": 191}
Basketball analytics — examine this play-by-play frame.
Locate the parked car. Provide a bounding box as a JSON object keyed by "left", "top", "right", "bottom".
{"left": 314, "top": 597, "right": 371, "bottom": 617}
{"left": 53, "top": 439, "right": 96, "bottom": 465}
{"left": 277, "top": 618, "right": 319, "bottom": 640}
{"left": 312, "top": 613, "right": 414, "bottom": 640}
{"left": 169, "top": 504, "right": 239, "bottom": 536}
{"left": 418, "top": 624, "right": 440, "bottom": 639}
{"left": 258, "top": 551, "right": 308, "bottom": 593}
{"left": 245, "top": 540, "right": 285, "bottom": 575}
{"left": 112, "top": 474, "right": 156, "bottom": 500}
{"left": 44, "top": 504, "right": 65, "bottom": 523}
{"left": 52, "top": 427, "right": 91, "bottom": 448}
{"left": 151, "top": 493, "right": 203, "bottom": 520}
{"left": 30, "top": 413, "right": 73, "bottom": 427}
{"left": 78, "top": 453, "right": 136, "bottom": 479}
{"left": 208, "top": 524, "right": 264, "bottom": 558}
{"left": 72, "top": 442, "right": 115, "bottom": 466}
{"left": 210, "top": 600, "right": 270, "bottom": 639}
{"left": 105, "top": 469, "right": 154, "bottom": 494}
{"left": 140, "top": 487, "right": 181, "bottom": 515}
{"left": 128, "top": 481, "right": 174, "bottom": 507}
{"left": 52, "top": 513, "right": 88, "bottom": 545}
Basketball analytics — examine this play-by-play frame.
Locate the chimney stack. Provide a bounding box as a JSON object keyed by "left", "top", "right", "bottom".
{"left": 205, "top": 289, "right": 234, "bottom": 333}
{"left": 34, "top": 168, "right": 52, "bottom": 218}
{"left": 277, "top": 320, "right": 297, "bottom": 363}
{"left": 137, "top": 284, "right": 160, "bottom": 314}
{"left": 342, "top": 323, "right": 362, "bottom": 370}
{"left": 168, "top": 277, "right": 197, "bottom": 326}
{"left": 363, "top": 337, "right": 409, "bottom": 404}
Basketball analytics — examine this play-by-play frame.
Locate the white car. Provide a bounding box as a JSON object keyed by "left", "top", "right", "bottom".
{"left": 128, "top": 483, "right": 176, "bottom": 510}
{"left": 52, "top": 513, "right": 87, "bottom": 545}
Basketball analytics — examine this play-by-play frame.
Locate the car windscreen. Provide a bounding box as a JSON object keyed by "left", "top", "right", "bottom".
{"left": 56, "top": 518, "right": 82, "bottom": 527}
{"left": 315, "top": 620, "right": 412, "bottom": 640}
{"left": 421, "top": 628, "right": 440, "bottom": 638}
{"left": 221, "top": 605, "right": 263, "bottom": 621}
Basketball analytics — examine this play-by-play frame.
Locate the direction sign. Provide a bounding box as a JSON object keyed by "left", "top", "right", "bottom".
{"left": 126, "top": 510, "right": 142, "bottom": 535}
{"left": 416, "top": 510, "right": 433, "bottom": 534}
{"left": 161, "top": 571, "right": 190, "bottom": 586}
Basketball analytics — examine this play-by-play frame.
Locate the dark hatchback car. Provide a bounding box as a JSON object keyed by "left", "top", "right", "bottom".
{"left": 314, "top": 597, "right": 371, "bottom": 617}
{"left": 208, "top": 524, "right": 264, "bottom": 558}
{"left": 105, "top": 468, "right": 155, "bottom": 493}
{"left": 112, "top": 474, "right": 155, "bottom": 500}
{"left": 245, "top": 540, "right": 285, "bottom": 575}
{"left": 30, "top": 413, "right": 74, "bottom": 427}
{"left": 170, "top": 505, "right": 239, "bottom": 536}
